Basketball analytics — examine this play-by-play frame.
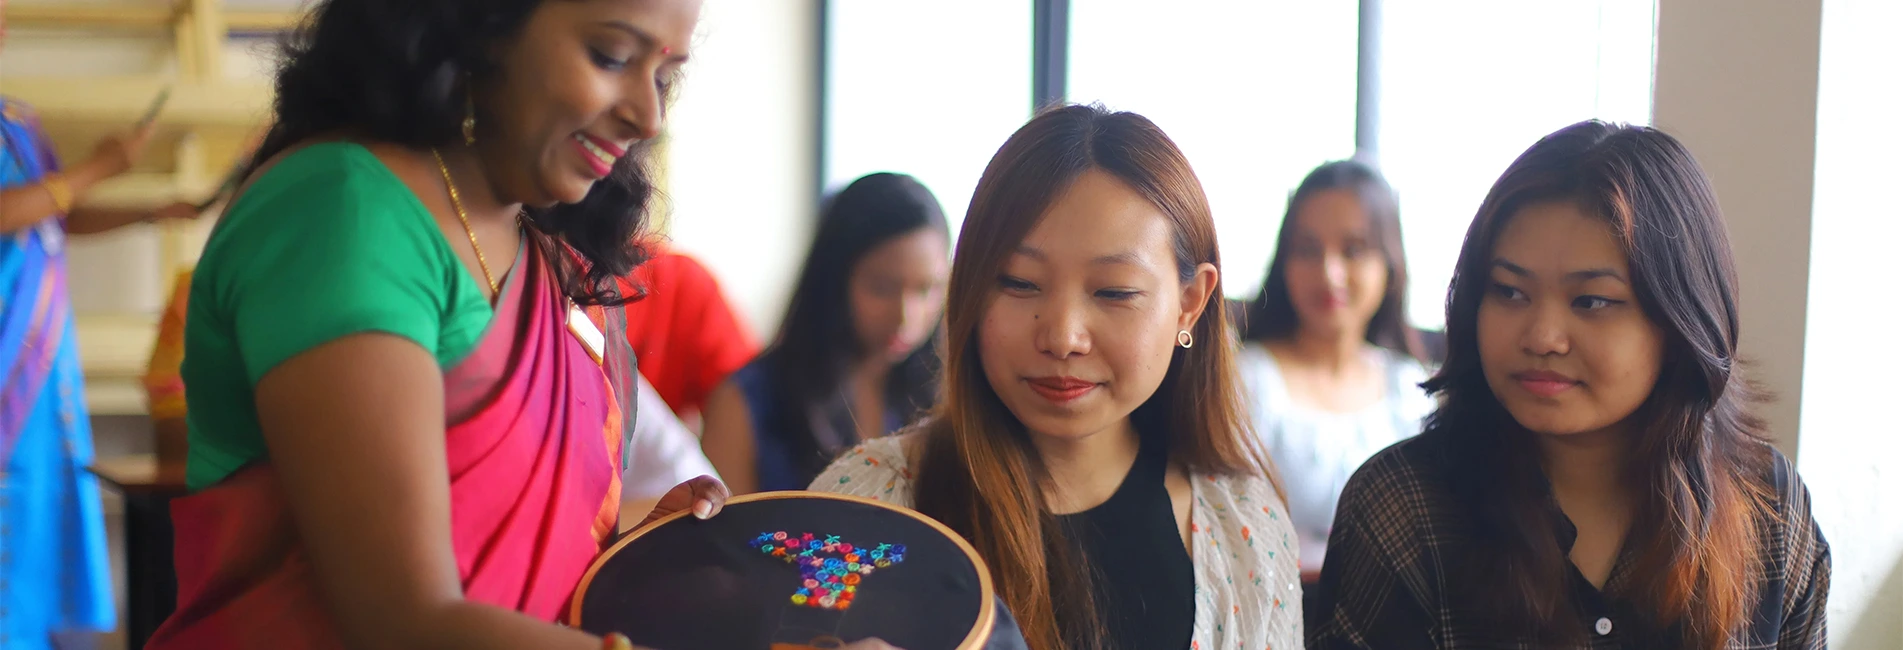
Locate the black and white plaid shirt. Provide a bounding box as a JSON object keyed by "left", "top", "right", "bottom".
{"left": 1307, "top": 433, "right": 1829, "bottom": 649}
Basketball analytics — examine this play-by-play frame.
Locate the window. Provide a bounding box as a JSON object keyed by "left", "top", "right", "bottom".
{"left": 824, "top": 0, "right": 1033, "bottom": 233}
{"left": 1068, "top": 0, "right": 1362, "bottom": 299}
{"left": 1378, "top": 0, "right": 1657, "bottom": 327}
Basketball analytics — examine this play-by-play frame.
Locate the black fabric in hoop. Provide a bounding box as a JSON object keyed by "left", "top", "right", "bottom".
{"left": 571, "top": 491, "right": 1014, "bottom": 650}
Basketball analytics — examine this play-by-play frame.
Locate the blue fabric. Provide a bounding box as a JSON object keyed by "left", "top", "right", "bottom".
{"left": 728, "top": 358, "right": 903, "bottom": 492}
{"left": 727, "top": 360, "right": 804, "bottom": 492}
{"left": 0, "top": 97, "right": 116, "bottom": 649}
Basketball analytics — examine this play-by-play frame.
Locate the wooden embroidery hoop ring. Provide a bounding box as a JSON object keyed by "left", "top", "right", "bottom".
{"left": 568, "top": 490, "right": 999, "bottom": 650}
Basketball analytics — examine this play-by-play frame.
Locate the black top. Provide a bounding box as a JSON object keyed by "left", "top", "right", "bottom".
{"left": 1308, "top": 432, "right": 1830, "bottom": 649}
{"left": 1052, "top": 435, "right": 1196, "bottom": 650}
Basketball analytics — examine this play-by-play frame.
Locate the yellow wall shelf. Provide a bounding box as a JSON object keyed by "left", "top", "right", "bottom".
{"left": 3, "top": 0, "right": 292, "bottom": 416}
{"left": 4, "top": 2, "right": 298, "bottom": 33}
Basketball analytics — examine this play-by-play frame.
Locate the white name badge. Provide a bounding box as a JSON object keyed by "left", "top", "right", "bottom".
{"left": 568, "top": 304, "right": 605, "bottom": 364}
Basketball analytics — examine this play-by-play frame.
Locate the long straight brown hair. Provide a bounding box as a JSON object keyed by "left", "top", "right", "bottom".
{"left": 1423, "top": 120, "right": 1774, "bottom": 649}
{"left": 910, "top": 104, "right": 1282, "bottom": 650}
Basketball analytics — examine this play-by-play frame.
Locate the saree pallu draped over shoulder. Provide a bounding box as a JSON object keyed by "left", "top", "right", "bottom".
{"left": 0, "top": 95, "right": 118, "bottom": 649}
{"left": 146, "top": 239, "right": 628, "bottom": 650}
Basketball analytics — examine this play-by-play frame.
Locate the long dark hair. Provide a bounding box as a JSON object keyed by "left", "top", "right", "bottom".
{"left": 1242, "top": 159, "right": 1422, "bottom": 361}
{"left": 249, "top": 0, "right": 655, "bottom": 306}
{"left": 1423, "top": 120, "right": 1773, "bottom": 649}
{"left": 760, "top": 172, "right": 948, "bottom": 482}
{"left": 911, "top": 104, "right": 1281, "bottom": 650}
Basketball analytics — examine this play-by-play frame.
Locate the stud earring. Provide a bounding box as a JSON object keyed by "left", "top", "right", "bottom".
{"left": 462, "top": 89, "right": 477, "bottom": 146}
{"left": 1176, "top": 329, "right": 1194, "bottom": 349}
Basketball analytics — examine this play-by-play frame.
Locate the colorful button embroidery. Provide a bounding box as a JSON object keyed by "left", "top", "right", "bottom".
{"left": 754, "top": 532, "right": 906, "bottom": 611}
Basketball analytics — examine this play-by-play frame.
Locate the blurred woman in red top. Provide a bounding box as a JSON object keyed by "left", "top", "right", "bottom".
{"left": 617, "top": 245, "right": 757, "bottom": 423}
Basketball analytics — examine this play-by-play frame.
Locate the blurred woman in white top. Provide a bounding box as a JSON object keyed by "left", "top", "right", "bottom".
{"left": 1235, "top": 159, "right": 1435, "bottom": 580}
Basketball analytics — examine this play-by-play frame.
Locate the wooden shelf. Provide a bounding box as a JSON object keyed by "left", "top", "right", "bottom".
{"left": 3, "top": 3, "right": 175, "bottom": 28}
{"left": 77, "top": 313, "right": 160, "bottom": 416}
{"left": 0, "top": 77, "right": 272, "bottom": 128}
{"left": 76, "top": 312, "right": 160, "bottom": 380}
{"left": 79, "top": 172, "right": 210, "bottom": 207}
{"left": 226, "top": 10, "right": 298, "bottom": 32}
{"left": 4, "top": 3, "right": 298, "bottom": 32}
{"left": 88, "top": 379, "right": 151, "bottom": 416}
{"left": 91, "top": 453, "right": 187, "bottom": 491}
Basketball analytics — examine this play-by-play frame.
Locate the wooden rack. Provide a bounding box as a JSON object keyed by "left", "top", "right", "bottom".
{"left": 2, "top": 0, "right": 290, "bottom": 415}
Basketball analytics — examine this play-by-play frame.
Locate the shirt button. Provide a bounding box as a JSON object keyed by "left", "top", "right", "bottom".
{"left": 1595, "top": 617, "right": 1614, "bottom": 636}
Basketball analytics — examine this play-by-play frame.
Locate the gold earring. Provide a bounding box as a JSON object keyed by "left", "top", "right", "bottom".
{"left": 462, "top": 90, "right": 477, "bottom": 145}
{"left": 1176, "top": 329, "right": 1194, "bottom": 349}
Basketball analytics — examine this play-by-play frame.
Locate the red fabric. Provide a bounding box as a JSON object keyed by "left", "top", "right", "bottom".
{"left": 617, "top": 247, "right": 757, "bottom": 415}
{"left": 146, "top": 242, "right": 622, "bottom": 649}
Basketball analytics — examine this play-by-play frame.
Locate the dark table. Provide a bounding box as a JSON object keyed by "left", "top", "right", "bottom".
{"left": 89, "top": 455, "right": 184, "bottom": 650}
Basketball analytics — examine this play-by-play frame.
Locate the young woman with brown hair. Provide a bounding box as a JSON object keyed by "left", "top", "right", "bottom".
{"left": 813, "top": 104, "right": 1302, "bottom": 650}
{"left": 1310, "top": 121, "right": 1829, "bottom": 649}
{"left": 1235, "top": 159, "right": 1434, "bottom": 581}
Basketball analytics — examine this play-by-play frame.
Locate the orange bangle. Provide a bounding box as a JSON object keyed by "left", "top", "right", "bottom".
{"left": 601, "top": 633, "right": 634, "bottom": 650}
{"left": 42, "top": 173, "right": 74, "bottom": 214}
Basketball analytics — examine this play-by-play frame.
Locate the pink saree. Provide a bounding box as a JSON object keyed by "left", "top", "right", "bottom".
{"left": 145, "top": 240, "right": 627, "bottom": 649}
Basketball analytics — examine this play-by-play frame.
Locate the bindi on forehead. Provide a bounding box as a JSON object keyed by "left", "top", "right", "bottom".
{"left": 580, "top": 0, "right": 699, "bottom": 58}
{"left": 593, "top": 20, "right": 690, "bottom": 60}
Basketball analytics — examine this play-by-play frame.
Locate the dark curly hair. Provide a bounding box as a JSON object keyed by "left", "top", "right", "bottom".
{"left": 248, "top": 0, "right": 656, "bottom": 306}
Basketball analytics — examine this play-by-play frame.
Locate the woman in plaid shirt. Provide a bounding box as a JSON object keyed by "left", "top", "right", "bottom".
{"left": 1310, "top": 121, "right": 1828, "bottom": 650}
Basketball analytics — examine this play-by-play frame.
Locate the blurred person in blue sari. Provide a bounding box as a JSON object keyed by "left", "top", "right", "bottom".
{"left": 0, "top": 92, "right": 202, "bottom": 647}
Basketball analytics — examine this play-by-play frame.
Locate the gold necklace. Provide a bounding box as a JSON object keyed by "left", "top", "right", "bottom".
{"left": 431, "top": 149, "right": 499, "bottom": 296}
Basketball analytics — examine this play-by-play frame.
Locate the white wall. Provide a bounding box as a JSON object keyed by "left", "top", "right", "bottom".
{"left": 1658, "top": 0, "right": 1903, "bottom": 644}
{"left": 661, "top": 0, "right": 819, "bottom": 340}
{"left": 1653, "top": 0, "right": 1823, "bottom": 460}
{"left": 1798, "top": 0, "right": 1903, "bottom": 646}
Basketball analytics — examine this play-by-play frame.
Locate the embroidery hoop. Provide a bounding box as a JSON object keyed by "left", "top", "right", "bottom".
{"left": 569, "top": 491, "right": 998, "bottom": 650}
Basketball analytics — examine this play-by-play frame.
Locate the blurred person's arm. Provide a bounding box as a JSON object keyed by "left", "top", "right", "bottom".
{"left": 698, "top": 379, "right": 759, "bottom": 494}
{"left": 0, "top": 122, "right": 201, "bottom": 235}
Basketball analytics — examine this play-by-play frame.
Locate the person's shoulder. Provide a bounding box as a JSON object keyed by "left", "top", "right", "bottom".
{"left": 1755, "top": 445, "right": 1825, "bottom": 547}
{"left": 255, "top": 141, "right": 396, "bottom": 184}
{"left": 1378, "top": 348, "right": 1438, "bottom": 421}
{"left": 1195, "top": 471, "right": 1301, "bottom": 570}
{"left": 1232, "top": 340, "right": 1281, "bottom": 412}
{"left": 1311, "top": 434, "right": 1456, "bottom": 582}
{"left": 1235, "top": 339, "right": 1284, "bottom": 377}
{"left": 1378, "top": 347, "right": 1433, "bottom": 382}
{"left": 1236, "top": 339, "right": 1272, "bottom": 363}
{"left": 206, "top": 141, "right": 444, "bottom": 264}
{"left": 809, "top": 430, "right": 922, "bottom": 504}
{"left": 220, "top": 142, "right": 426, "bottom": 230}
{"left": 1199, "top": 470, "right": 1293, "bottom": 527}
{"left": 1353, "top": 433, "right": 1446, "bottom": 482}
{"left": 630, "top": 246, "right": 723, "bottom": 289}
{"left": 1336, "top": 434, "right": 1451, "bottom": 523}
{"left": 1735, "top": 443, "right": 1829, "bottom": 617}
{"left": 726, "top": 356, "right": 772, "bottom": 392}
{"left": 852, "top": 430, "right": 921, "bottom": 473}
{"left": 656, "top": 248, "right": 720, "bottom": 282}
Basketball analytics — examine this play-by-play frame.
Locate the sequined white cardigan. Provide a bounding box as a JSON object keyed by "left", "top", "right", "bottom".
{"left": 810, "top": 433, "right": 1304, "bottom": 650}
